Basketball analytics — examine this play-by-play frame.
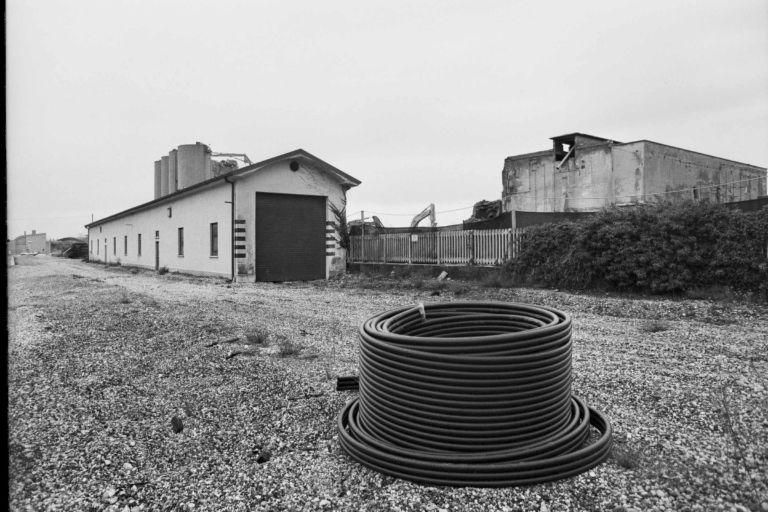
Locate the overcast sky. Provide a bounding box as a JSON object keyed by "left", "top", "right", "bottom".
{"left": 7, "top": 0, "right": 767, "bottom": 239}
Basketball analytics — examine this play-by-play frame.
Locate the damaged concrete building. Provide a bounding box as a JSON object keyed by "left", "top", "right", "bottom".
{"left": 502, "top": 133, "right": 767, "bottom": 212}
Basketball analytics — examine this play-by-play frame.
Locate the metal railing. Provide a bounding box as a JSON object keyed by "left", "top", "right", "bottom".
{"left": 349, "top": 228, "right": 524, "bottom": 266}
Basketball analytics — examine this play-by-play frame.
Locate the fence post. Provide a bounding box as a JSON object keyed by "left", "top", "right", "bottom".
{"left": 468, "top": 230, "right": 475, "bottom": 265}
{"left": 360, "top": 211, "right": 365, "bottom": 263}
{"left": 507, "top": 228, "right": 513, "bottom": 261}
{"left": 436, "top": 232, "right": 441, "bottom": 265}
{"left": 408, "top": 234, "right": 412, "bottom": 265}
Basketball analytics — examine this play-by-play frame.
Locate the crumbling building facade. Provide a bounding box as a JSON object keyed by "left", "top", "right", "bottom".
{"left": 502, "top": 133, "right": 767, "bottom": 212}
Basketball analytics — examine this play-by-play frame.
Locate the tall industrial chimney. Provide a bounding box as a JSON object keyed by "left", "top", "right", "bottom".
{"left": 154, "top": 160, "right": 162, "bottom": 199}
{"left": 160, "top": 156, "right": 169, "bottom": 196}
{"left": 177, "top": 143, "right": 212, "bottom": 190}
{"left": 168, "top": 149, "right": 178, "bottom": 194}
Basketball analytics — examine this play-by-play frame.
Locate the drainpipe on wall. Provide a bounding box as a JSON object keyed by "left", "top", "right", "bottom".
{"left": 224, "top": 176, "right": 235, "bottom": 282}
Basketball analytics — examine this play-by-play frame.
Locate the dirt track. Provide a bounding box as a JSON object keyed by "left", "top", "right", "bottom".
{"left": 7, "top": 255, "right": 768, "bottom": 512}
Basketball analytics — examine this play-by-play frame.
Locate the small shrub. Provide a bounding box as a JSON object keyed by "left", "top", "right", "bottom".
{"left": 481, "top": 271, "right": 516, "bottom": 289}
{"left": 612, "top": 445, "right": 641, "bottom": 470}
{"left": 481, "top": 273, "right": 503, "bottom": 288}
{"left": 157, "top": 266, "right": 169, "bottom": 275}
{"left": 118, "top": 290, "right": 131, "bottom": 304}
{"left": 684, "top": 285, "right": 734, "bottom": 301}
{"left": 129, "top": 267, "right": 139, "bottom": 275}
{"left": 639, "top": 319, "right": 671, "bottom": 333}
{"left": 448, "top": 282, "right": 471, "bottom": 296}
{"left": 412, "top": 278, "right": 425, "bottom": 290}
{"left": 275, "top": 334, "right": 302, "bottom": 357}
{"left": 245, "top": 328, "right": 269, "bottom": 345}
{"left": 392, "top": 266, "right": 412, "bottom": 279}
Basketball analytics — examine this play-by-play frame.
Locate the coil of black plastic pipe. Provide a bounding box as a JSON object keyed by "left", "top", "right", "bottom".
{"left": 337, "top": 301, "right": 612, "bottom": 487}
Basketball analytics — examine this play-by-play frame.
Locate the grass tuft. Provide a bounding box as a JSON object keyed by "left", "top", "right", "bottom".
{"left": 612, "top": 445, "right": 641, "bottom": 470}
{"left": 639, "top": 319, "right": 672, "bottom": 333}
{"left": 245, "top": 328, "right": 269, "bottom": 345}
{"left": 275, "top": 334, "right": 302, "bottom": 357}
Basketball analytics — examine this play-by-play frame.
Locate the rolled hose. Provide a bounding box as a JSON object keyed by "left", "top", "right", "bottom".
{"left": 337, "top": 301, "right": 612, "bottom": 487}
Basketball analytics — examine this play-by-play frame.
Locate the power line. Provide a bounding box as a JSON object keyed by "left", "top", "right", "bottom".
{"left": 364, "top": 205, "right": 475, "bottom": 217}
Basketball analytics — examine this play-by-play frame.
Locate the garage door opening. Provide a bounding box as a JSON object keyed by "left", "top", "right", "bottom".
{"left": 255, "top": 192, "right": 326, "bottom": 282}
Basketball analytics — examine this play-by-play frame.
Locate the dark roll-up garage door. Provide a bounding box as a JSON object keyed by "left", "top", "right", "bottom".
{"left": 255, "top": 192, "right": 326, "bottom": 281}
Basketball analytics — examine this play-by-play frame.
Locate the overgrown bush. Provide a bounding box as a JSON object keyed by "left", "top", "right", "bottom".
{"left": 505, "top": 202, "right": 768, "bottom": 296}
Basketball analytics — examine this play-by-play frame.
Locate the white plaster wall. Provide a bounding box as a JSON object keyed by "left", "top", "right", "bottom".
{"left": 87, "top": 183, "right": 231, "bottom": 277}
{"left": 233, "top": 160, "right": 347, "bottom": 279}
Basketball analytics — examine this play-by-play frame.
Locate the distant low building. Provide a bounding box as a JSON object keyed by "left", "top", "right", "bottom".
{"left": 8, "top": 230, "right": 50, "bottom": 254}
{"left": 502, "top": 133, "right": 767, "bottom": 212}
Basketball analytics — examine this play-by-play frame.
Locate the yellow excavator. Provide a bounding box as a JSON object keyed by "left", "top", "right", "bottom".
{"left": 410, "top": 204, "right": 437, "bottom": 228}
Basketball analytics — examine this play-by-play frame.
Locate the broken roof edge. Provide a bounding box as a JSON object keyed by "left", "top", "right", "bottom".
{"left": 86, "top": 149, "right": 361, "bottom": 229}
{"left": 550, "top": 132, "right": 618, "bottom": 144}
{"left": 615, "top": 139, "right": 767, "bottom": 171}
{"left": 504, "top": 149, "right": 553, "bottom": 160}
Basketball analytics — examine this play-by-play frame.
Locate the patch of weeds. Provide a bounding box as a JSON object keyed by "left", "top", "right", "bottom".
{"left": 639, "top": 319, "right": 672, "bottom": 333}
{"left": 448, "top": 282, "right": 471, "bottom": 296}
{"left": 391, "top": 266, "right": 412, "bottom": 279}
{"left": 685, "top": 285, "right": 735, "bottom": 301}
{"left": 118, "top": 290, "right": 131, "bottom": 304}
{"left": 480, "top": 271, "right": 515, "bottom": 289}
{"left": 129, "top": 267, "right": 139, "bottom": 274}
{"left": 275, "top": 334, "right": 302, "bottom": 357}
{"left": 412, "top": 279, "right": 425, "bottom": 290}
{"left": 157, "top": 266, "right": 169, "bottom": 275}
{"left": 245, "top": 327, "right": 270, "bottom": 345}
{"left": 425, "top": 280, "right": 448, "bottom": 292}
{"left": 612, "top": 445, "right": 642, "bottom": 470}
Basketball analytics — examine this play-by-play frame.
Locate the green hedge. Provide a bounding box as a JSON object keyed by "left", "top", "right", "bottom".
{"left": 504, "top": 202, "right": 768, "bottom": 295}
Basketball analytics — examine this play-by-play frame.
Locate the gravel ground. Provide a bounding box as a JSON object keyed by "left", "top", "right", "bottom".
{"left": 7, "top": 255, "right": 768, "bottom": 512}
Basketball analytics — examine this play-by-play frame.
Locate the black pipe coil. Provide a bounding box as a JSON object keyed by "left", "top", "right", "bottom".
{"left": 337, "top": 301, "right": 612, "bottom": 487}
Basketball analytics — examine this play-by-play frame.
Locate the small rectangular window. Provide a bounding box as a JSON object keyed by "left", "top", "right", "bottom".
{"left": 210, "top": 222, "right": 218, "bottom": 257}
{"left": 90, "top": 240, "right": 93, "bottom": 253}
{"left": 113, "top": 237, "right": 116, "bottom": 255}
{"left": 124, "top": 235, "right": 128, "bottom": 255}
{"left": 138, "top": 234, "right": 142, "bottom": 256}
{"left": 155, "top": 230, "right": 159, "bottom": 239}
{"left": 178, "top": 227, "right": 184, "bottom": 256}
{"left": 168, "top": 207, "right": 173, "bottom": 218}
{"left": 97, "top": 240, "right": 99, "bottom": 255}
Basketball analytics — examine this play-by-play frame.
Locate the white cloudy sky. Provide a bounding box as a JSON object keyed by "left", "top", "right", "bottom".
{"left": 7, "top": 0, "right": 767, "bottom": 239}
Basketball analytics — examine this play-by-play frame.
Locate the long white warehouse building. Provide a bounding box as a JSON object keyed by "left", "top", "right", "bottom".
{"left": 86, "top": 144, "right": 360, "bottom": 281}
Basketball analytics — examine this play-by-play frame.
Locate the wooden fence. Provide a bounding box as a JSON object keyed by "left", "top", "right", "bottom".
{"left": 349, "top": 228, "right": 524, "bottom": 266}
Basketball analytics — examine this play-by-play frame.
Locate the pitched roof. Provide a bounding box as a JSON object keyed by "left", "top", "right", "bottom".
{"left": 86, "top": 149, "right": 360, "bottom": 228}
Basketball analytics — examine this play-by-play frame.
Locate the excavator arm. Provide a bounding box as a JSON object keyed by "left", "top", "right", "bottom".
{"left": 410, "top": 203, "right": 436, "bottom": 228}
